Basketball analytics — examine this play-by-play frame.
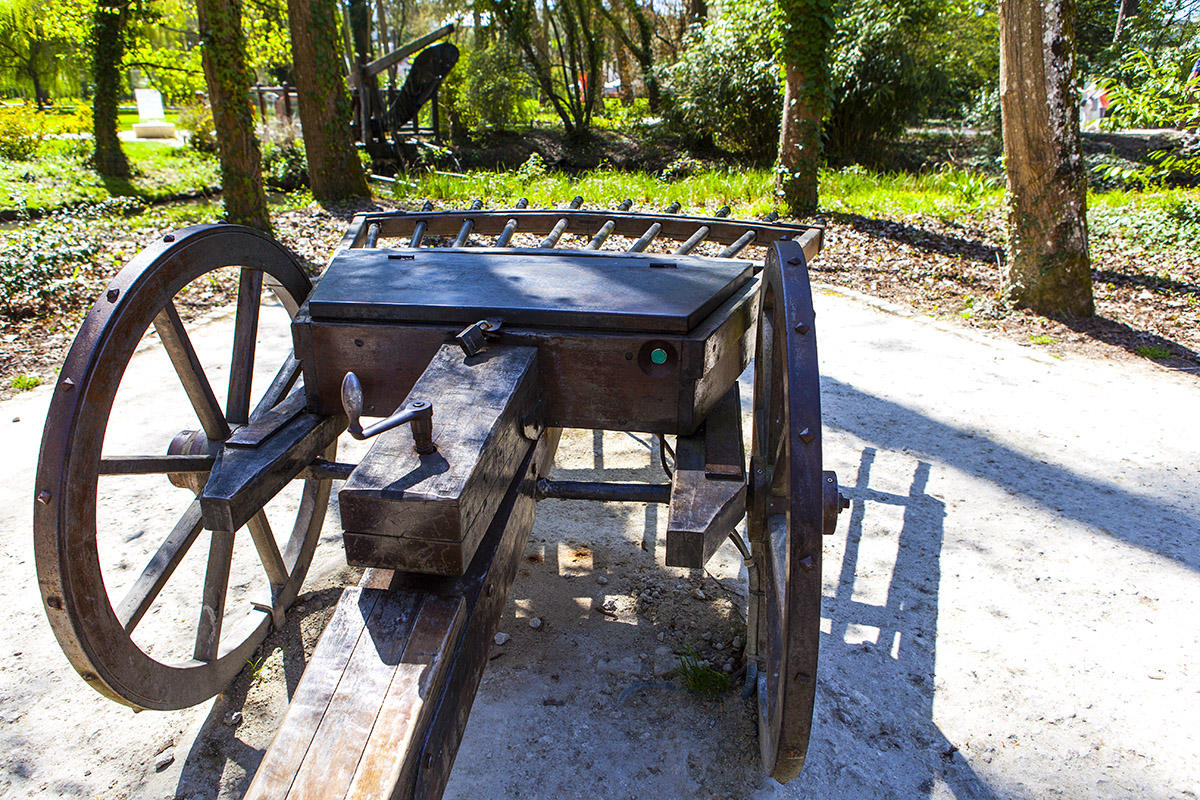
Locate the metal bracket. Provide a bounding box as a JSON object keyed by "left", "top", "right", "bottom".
{"left": 341, "top": 372, "right": 436, "bottom": 453}
{"left": 455, "top": 318, "right": 502, "bottom": 357}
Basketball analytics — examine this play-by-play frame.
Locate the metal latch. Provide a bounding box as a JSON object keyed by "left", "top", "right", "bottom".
{"left": 455, "top": 318, "right": 502, "bottom": 357}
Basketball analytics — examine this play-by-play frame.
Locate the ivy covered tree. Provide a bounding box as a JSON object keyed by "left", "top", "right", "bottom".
{"left": 197, "top": 0, "right": 270, "bottom": 229}
{"left": 775, "top": 0, "right": 834, "bottom": 215}
{"left": 286, "top": 0, "right": 369, "bottom": 200}
{"left": 93, "top": 0, "right": 134, "bottom": 177}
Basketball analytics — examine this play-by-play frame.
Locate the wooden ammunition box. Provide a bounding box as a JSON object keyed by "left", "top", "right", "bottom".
{"left": 292, "top": 247, "right": 759, "bottom": 435}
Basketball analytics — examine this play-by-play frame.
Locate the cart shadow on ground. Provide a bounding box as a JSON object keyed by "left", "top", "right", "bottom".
{"left": 161, "top": 369, "right": 1198, "bottom": 800}
{"left": 170, "top": 582, "right": 351, "bottom": 799}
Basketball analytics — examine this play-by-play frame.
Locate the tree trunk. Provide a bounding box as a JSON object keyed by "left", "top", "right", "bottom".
{"left": 999, "top": 0, "right": 1093, "bottom": 316}
{"left": 197, "top": 0, "right": 271, "bottom": 231}
{"left": 92, "top": 0, "right": 130, "bottom": 178}
{"left": 775, "top": 0, "right": 834, "bottom": 216}
{"left": 287, "top": 0, "right": 371, "bottom": 201}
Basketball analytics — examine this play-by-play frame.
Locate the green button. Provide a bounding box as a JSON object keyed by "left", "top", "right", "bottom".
{"left": 650, "top": 348, "right": 668, "bottom": 365}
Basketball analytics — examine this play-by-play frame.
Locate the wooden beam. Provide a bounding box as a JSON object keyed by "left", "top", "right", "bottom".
{"left": 243, "top": 429, "right": 560, "bottom": 800}
{"left": 665, "top": 384, "right": 747, "bottom": 568}
{"left": 363, "top": 24, "right": 454, "bottom": 78}
{"left": 340, "top": 344, "right": 540, "bottom": 575}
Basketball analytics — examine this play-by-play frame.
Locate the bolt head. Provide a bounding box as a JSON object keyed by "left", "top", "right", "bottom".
{"left": 105, "top": 288, "right": 119, "bottom": 302}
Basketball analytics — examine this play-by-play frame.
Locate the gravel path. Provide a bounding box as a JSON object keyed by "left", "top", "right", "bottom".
{"left": 0, "top": 286, "right": 1196, "bottom": 800}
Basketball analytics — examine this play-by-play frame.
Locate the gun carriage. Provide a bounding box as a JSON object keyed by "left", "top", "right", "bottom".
{"left": 33, "top": 200, "right": 846, "bottom": 797}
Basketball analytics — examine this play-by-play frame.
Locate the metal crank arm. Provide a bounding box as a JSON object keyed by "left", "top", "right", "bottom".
{"left": 341, "top": 371, "right": 436, "bottom": 452}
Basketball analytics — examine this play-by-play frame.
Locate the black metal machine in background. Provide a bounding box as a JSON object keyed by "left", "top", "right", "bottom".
{"left": 344, "top": 2, "right": 458, "bottom": 164}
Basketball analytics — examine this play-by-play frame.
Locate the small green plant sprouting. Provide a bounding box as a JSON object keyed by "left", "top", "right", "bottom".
{"left": 1030, "top": 334, "right": 1056, "bottom": 345}
{"left": 1135, "top": 345, "right": 1173, "bottom": 360}
{"left": 10, "top": 374, "right": 41, "bottom": 391}
{"left": 246, "top": 655, "right": 267, "bottom": 681}
{"left": 677, "top": 649, "right": 731, "bottom": 696}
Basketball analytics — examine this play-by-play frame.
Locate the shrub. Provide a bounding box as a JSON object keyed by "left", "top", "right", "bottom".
{"left": 0, "top": 106, "right": 45, "bottom": 160}
{"left": 261, "top": 140, "right": 308, "bottom": 191}
{"left": 444, "top": 38, "right": 536, "bottom": 135}
{"left": 178, "top": 101, "right": 218, "bottom": 153}
{"left": 825, "top": 0, "right": 934, "bottom": 163}
{"left": 661, "top": 0, "right": 782, "bottom": 157}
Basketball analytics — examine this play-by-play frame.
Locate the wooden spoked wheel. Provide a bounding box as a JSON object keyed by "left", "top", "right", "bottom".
{"left": 747, "top": 242, "right": 825, "bottom": 781}
{"left": 33, "top": 225, "right": 334, "bottom": 711}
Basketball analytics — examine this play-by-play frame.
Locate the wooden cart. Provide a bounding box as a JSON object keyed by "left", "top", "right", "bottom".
{"left": 32, "top": 201, "right": 846, "bottom": 798}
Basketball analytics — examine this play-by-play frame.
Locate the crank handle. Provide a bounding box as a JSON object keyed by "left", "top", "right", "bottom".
{"left": 341, "top": 372, "right": 436, "bottom": 453}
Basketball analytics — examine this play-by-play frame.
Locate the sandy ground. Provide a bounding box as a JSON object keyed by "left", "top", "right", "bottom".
{"left": 1, "top": 286, "right": 1198, "bottom": 800}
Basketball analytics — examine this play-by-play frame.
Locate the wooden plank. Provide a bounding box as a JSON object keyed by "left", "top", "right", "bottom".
{"left": 666, "top": 385, "right": 747, "bottom": 568}
{"left": 243, "top": 586, "right": 384, "bottom": 800}
{"left": 244, "top": 431, "right": 559, "bottom": 800}
{"left": 200, "top": 411, "right": 344, "bottom": 532}
{"left": 284, "top": 591, "right": 423, "bottom": 800}
{"left": 344, "top": 595, "right": 465, "bottom": 799}
{"left": 339, "top": 344, "right": 539, "bottom": 574}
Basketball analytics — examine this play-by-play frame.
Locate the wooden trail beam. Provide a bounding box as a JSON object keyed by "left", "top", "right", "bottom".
{"left": 665, "top": 383, "right": 747, "bottom": 568}
{"left": 339, "top": 343, "right": 541, "bottom": 575}
{"left": 244, "top": 428, "right": 561, "bottom": 800}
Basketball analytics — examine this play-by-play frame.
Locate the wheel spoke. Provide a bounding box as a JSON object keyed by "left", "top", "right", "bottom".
{"left": 227, "top": 268, "right": 263, "bottom": 426}
{"left": 194, "top": 529, "right": 235, "bottom": 662}
{"left": 100, "top": 454, "right": 214, "bottom": 475}
{"left": 250, "top": 351, "right": 301, "bottom": 422}
{"left": 116, "top": 501, "right": 204, "bottom": 633}
{"left": 247, "top": 510, "right": 288, "bottom": 588}
{"left": 154, "top": 302, "right": 231, "bottom": 441}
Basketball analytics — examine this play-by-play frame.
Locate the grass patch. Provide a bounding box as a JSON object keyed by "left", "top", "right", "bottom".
{"left": 396, "top": 164, "right": 1013, "bottom": 222}
{"left": 676, "top": 649, "right": 731, "bottom": 695}
{"left": 9, "top": 374, "right": 41, "bottom": 391}
{"left": 1030, "top": 334, "right": 1056, "bottom": 345}
{"left": 1135, "top": 345, "right": 1173, "bottom": 360}
{"left": 1, "top": 140, "right": 219, "bottom": 215}
{"left": 820, "top": 165, "right": 1005, "bottom": 218}
{"left": 398, "top": 166, "right": 784, "bottom": 217}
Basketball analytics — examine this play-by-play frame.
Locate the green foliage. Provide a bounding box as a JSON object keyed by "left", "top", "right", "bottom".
{"left": 0, "top": 0, "right": 90, "bottom": 101}
{"left": 1103, "top": 49, "right": 1199, "bottom": 131}
{"left": 0, "top": 104, "right": 44, "bottom": 159}
{"left": 178, "top": 101, "right": 218, "bottom": 153}
{"left": 0, "top": 197, "right": 139, "bottom": 314}
{"left": 1135, "top": 345, "right": 1174, "bottom": 360}
{"left": 1090, "top": 191, "right": 1200, "bottom": 251}
{"left": 1096, "top": 49, "right": 1200, "bottom": 187}
{"left": 826, "top": 0, "right": 933, "bottom": 161}
{"left": 1, "top": 139, "right": 219, "bottom": 213}
{"left": 662, "top": 0, "right": 781, "bottom": 156}
{"left": 1029, "top": 334, "right": 1056, "bottom": 345}
{"left": 487, "top": 0, "right": 605, "bottom": 136}
{"left": 261, "top": 139, "right": 307, "bottom": 191}
{"left": 676, "top": 649, "right": 731, "bottom": 695}
{"left": 9, "top": 373, "right": 41, "bottom": 390}
{"left": 1078, "top": 0, "right": 1200, "bottom": 76}
{"left": 515, "top": 151, "right": 548, "bottom": 181}
{"left": 445, "top": 38, "right": 536, "bottom": 133}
